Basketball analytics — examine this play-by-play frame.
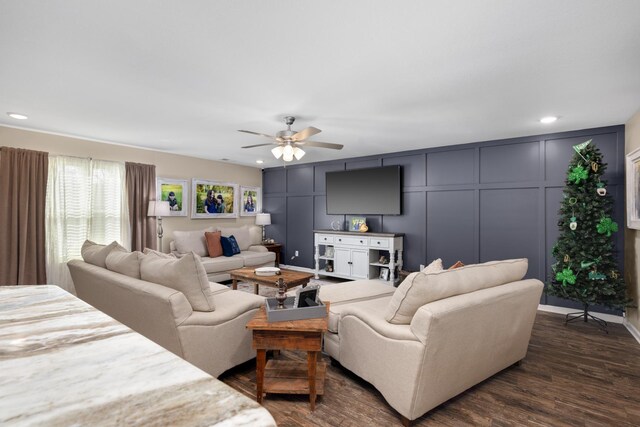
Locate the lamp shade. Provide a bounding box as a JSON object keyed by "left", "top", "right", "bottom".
{"left": 148, "top": 200, "right": 171, "bottom": 217}
{"left": 255, "top": 213, "right": 271, "bottom": 226}
{"left": 271, "top": 146, "right": 284, "bottom": 159}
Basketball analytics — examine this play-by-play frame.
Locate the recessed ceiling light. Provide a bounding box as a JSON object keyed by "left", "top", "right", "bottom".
{"left": 7, "top": 112, "right": 28, "bottom": 120}
{"left": 540, "top": 116, "right": 558, "bottom": 124}
{"left": 256, "top": 160, "right": 264, "bottom": 164}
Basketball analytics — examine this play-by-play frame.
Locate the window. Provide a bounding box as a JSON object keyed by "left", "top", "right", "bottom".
{"left": 45, "top": 156, "right": 129, "bottom": 291}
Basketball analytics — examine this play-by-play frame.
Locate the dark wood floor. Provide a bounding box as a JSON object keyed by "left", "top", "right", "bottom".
{"left": 220, "top": 311, "right": 640, "bottom": 426}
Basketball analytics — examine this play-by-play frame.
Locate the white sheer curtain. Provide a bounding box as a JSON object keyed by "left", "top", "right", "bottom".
{"left": 46, "top": 156, "right": 130, "bottom": 292}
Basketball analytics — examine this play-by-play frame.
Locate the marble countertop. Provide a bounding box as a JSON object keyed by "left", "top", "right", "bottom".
{"left": 0, "top": 286, "right": 276, "bottom": 427}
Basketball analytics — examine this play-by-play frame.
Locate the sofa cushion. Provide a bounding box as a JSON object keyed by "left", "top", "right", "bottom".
{"left": 204, "top": 231, "right": 223, "bottom": 258}
{"left": 235, "top": 250, "right": 275, "bottom": 267}
{"left": 315, "top": 280, "right": 396, "bottom": 333}
{"left": 81, "top": 240, "right": 119, "bottom": 268}
{"left": 209, "top": 281, "right": 231, "bottom": 295}
{"left": 140, "top": 251, "right": 216, "bottom": 312}
{"left": 200, "top": 256, "right": 244, "bottom": 274}
{"left": 105, "top": 244, "right": 142, "bottom": 279}
{"left": 220, "top": 226, "right": 252, "bottom": 251}
{"left": 143, "top": 248, "right": 177, "bottom": 258}
{"left": 385, "top": 258, "right": 528, "bottom": 324}
{"left": 180, "top": 289, "right": 264, "bottom": 326}
{"left": 173, "top": 227, "right": 215, "bottom": 257}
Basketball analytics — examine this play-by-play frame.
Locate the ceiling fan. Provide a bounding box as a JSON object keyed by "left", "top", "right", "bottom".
{"left": 239, "top": 116, "right": 343, "bottom": 162}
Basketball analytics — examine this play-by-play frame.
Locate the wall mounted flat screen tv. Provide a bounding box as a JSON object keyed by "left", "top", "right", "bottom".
{"left": 326, "top": 166, "right": 402, "bottom": 215}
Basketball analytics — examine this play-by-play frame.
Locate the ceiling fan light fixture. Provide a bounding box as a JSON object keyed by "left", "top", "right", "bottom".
{"left": 293, "top": 147, "right": 305, "bottom": 160}
{"left": 271, "top": 146, "right": 284, "bottom": 159}
{"left": 282, "top": 144, "right": 294, "bottom": 162}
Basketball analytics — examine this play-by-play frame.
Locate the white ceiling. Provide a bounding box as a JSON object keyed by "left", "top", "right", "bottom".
{"left": 1, "top": 1, "right": 640, "bottom": 167}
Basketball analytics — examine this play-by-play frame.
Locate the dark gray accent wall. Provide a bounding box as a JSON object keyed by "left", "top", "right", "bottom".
{"left": 262, "top": 126, "right": 625, "bottom": 311}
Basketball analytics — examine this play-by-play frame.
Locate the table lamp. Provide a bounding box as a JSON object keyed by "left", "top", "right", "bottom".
{"left": 255, "top": 213, "right": 271, "bottom": 243}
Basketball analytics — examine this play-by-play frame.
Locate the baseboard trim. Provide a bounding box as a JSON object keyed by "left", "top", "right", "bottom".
{"left": 623, "top": 318, "right": 640, "bottom": 345}
{"left": 537, "top": 304, "right": 624, "bottom": 324}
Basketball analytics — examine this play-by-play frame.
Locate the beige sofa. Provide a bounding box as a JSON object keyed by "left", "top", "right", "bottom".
{"left": 318, "top": 259, "right": 543, "bottom": 425}
{"left": 68, "top": 242, "right": 265, "bottom": 378}
{"left": 169, "top": 225, "right": 276, "bottom": 282}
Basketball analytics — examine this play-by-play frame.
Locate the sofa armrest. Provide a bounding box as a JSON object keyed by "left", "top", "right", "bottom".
{"left": 179, "top": 290, "right": 264, "bottom": 327}
{"left": 248, "top": 245, "right": 268, "bottom": 252}
{"left": 339, "top": 303, "right": 420, "bottom": 342}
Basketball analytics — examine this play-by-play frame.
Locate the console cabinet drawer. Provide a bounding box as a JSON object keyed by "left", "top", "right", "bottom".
{"left": 317, "top": 235, "right": 334, "bottom": 244}
{"left": 334, "top": 236, "right": 368, "bottom": 246}
{"left": 369, "top": 238, "right": 389, "bottom": 248}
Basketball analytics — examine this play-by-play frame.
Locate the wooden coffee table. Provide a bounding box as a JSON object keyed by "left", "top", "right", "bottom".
{"left": 246, "top": 303, "right": 329, "bottom": 410}
{"left": 230, "top": 268, "right": 314, "bottom": 295}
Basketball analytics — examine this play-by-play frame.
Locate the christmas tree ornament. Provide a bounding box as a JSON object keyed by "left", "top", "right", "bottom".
{"left": 596, "top": 217, "right": 618, "bottom": 236}
{"left": 548, "top": 140, "right": 630, "bottom": 333}
{"left": 568, "top": 165, "right": 589, "bottom": 184}
{"left": 596, "top": 182, "right": 606, "bottom": 196}
{"left": 556, "top": 268, "right": 576, "bottom": 286}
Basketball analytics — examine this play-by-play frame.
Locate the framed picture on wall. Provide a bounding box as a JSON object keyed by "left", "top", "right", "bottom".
{"left": 191, "top": 179, "right": 238, "bottom": 219}
{"left": 240, "top": 186, "right": 261, "bottom": 216}
{"left": 626, "top": 147, "right": 640, "bottom": 229}
{"left": 157, "top": 178, "right": 189, "bottom": 216}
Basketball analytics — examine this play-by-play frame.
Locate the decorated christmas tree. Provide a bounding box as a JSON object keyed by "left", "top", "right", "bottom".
{"left": 548, "top": 140, "right": 629, "bottom": 331}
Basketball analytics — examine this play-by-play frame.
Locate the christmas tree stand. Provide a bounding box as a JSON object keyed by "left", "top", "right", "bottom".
{"left": 564, "top": 304, "right": 608, "bottom": 333}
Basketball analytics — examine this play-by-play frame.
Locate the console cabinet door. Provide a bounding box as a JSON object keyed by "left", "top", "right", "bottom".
{"left": 350, "top": 249, "right": 370, "bottom": 279}
{"left": 334, "top": 248, "right": 352, "bottom": 276}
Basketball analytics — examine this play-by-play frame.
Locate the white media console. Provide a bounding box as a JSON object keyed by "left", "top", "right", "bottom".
{"left": 313, "top": 230, "right": 404, "bottom": 283}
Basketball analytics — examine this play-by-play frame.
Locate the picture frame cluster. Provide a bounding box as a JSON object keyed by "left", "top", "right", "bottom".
{"left": 157, "top": 177, "right": 261, "bottom": 219}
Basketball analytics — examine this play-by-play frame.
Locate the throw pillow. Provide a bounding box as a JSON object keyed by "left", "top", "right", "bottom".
{"left": 172, "top": 227, "right": 216, "bottom": 257}
{"left": 448, "top": 260, "right": 465, "bottom": 270}
{"left": 221, "top": 226, "right": 252, "bottom": 251}
{"left": 81, "top": 240, "right": 119, "bottom": 268}
{"left": 140, "top": 251, "right": 215, "bottom": 312}
{"left": 386, "top": 259, "right": 445, "bottom": 324}
{"left": 220, "top": 236, "right": 234, "bottom": 257}
{"left": 105, "top": 243, "right": 142, "bottom": 279}
{"left": 385, "top": 258, "right": 528, "bottom": 324}
{"left": 227, "top": 235, "right": 241, "bottom": 255}
{"left": 204, "top": 231, "right": 223, "bottom": 257}
{"left": 421, "top": 258, "right": 443, "bottom": 273}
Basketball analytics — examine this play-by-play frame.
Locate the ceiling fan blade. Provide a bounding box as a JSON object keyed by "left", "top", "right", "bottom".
{"left": 292, "top": 126, "right": 321, "bottom": 141}
{"left": 238, "top": 130, "right": 277, "bottom": 140}
{"left": 241, "top": 143, "right": 278, "bottom": 149}
{"left": 296, "top": 140, "right": 343, "bottom": 150}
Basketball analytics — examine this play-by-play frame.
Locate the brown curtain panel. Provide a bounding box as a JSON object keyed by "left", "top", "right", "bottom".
{"left": 126, "top": 162, "right": 156, "bottom": 251}
{"left": 0, "top": 147, "right": 49, "bottom": 285}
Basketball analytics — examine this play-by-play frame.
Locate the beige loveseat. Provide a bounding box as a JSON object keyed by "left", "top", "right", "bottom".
{"left": 169, "top": 225, "right": 276, "bottom": 282}
{"left": 68, "top": 241, "right": 265, "bottom": 378}
{"left": 318, "top": 259, "right": 543, "bottom": 425}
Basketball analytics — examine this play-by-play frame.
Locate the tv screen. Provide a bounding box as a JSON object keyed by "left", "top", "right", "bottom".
{"left": 326, "top": 166, "right": 401, "bottom": 215}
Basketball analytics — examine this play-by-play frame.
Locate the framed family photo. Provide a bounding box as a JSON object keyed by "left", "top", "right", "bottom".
{"left": 240, "top": 186, "right": 261, "bottom": 216}
{"left": 157, "top": 178, "right": 189, "bottom": 216}
{"left": 191, "top": 179, "right": 238, "bottom": 219}
{"left": 626, "top": 147, "right": 640, "bottom": 229}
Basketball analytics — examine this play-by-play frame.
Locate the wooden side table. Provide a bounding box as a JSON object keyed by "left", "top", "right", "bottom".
{"left": 246, "top": 304, "right": 329, "bottom": 411}
{"left": 262, "top": 243, "right": 282, "bottom": 267}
